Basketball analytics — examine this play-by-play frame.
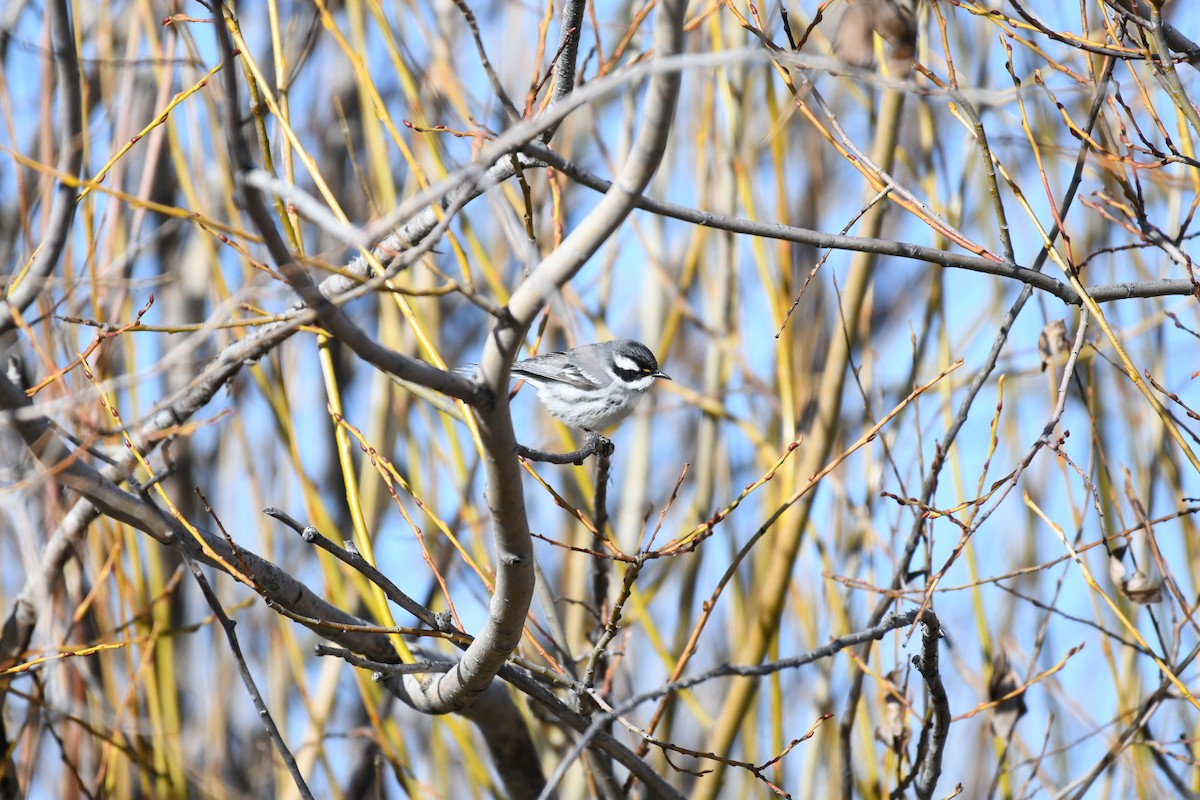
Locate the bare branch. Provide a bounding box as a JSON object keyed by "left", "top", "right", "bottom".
{"left": 209, "top": 10, "right": 487, "bottom": 407}
{"left": 0, "top": 373, "right": 396, "bottom": 661}
{"left": 838, "top": 55, "right": 1117, "bottom": 798}
{"left": 521, "top": 142, "right": 1194, "bottom": 306}
{"left": 183, "top": 554, "right": 314, "bottom": 800}
{"left": 540, "top": 610, "right": 941, "bottom": 800}
{"left": 0, "top": 0, "right": 83, "bottom": 335}
{"left": 517, "top": 432, "right": 614, "bottom": 464}
{"left": 264, "top": 508, "right": 441, "bottom": 631}
{"left": 404, "top": 0, "right": 688, "bottom": 715}
{"left": 913, "top": 615, "right": 950, "bottom": 800}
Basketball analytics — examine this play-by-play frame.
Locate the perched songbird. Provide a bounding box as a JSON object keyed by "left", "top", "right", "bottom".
{"left": 511, "top": 339, "right": 670, "bottom": 432}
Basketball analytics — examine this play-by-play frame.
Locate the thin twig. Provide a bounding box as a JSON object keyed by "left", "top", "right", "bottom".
{"left": 538, "top": 610, "right": 942, "bottom": 800}
{"left": 183, "top": 554, "right": 314, "bottom": 800}
{"left": 449, "top": 0, "right": 522, "bottom": 123}
{"left": 314, "top": 644, "right": 453, "bottom": 676}
{"left": 264, "top": 508, "right": 442, "bottom": 632}
{"left": 839, "top": 55, "right": 1117, "bottom": 799}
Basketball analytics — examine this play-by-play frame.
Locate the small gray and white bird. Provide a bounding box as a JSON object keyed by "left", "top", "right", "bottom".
{"left": 511, "top": 339, "right": 670, "bottom": 432}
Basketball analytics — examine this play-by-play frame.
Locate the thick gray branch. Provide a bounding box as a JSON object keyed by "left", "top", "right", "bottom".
{"left": 403, "top": 0, "right": 687, "bottom": 715}
{"left": 913, "top": 615, "right": 950, "bottom": 800}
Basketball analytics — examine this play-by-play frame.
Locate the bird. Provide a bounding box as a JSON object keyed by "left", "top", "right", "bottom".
{"left": 511, "top": 339, "right": 670, "bottom": 432}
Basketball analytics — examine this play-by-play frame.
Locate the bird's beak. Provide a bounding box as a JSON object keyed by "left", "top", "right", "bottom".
{"left": 654, "top": 370, "right": 671, "bottom": 381}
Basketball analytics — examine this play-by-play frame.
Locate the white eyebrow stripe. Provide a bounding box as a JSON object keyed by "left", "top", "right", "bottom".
{"left": 613, "top": 355, "right": 641, "bottom": 372}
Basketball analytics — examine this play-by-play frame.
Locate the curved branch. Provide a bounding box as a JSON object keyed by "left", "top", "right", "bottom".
{"left": 403, "top": 0, "right": 688, "bottom": 715}
{"left": 0, "top": 494, "right": 101, "bottom": 663}
{"left": 0, "top": 370, "right": 558, "bottom": 797}
{"left": 0, "top": 0, "right": 613, "bottom": 692}
{"left": 377, "top": 656, "right": 686, "bottom": 800}
{"left": 0, "top": 0, "right": 83, "bottom": 335}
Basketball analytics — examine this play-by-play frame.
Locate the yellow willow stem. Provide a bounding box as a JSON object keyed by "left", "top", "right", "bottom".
{"left": 317, "top": 334, "right": 414, "bottom": 662}
{"left": 77, "top": 61, "right": 226, "bottom": 202}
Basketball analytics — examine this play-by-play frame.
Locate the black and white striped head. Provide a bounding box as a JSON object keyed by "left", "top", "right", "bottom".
{"left": 603, "top": 339, "right": 670, "bottom": 391}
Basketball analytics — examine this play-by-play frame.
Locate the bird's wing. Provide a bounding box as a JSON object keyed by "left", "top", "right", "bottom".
{"left": 511, "top": 351, "right": 606, "bottom": 389}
